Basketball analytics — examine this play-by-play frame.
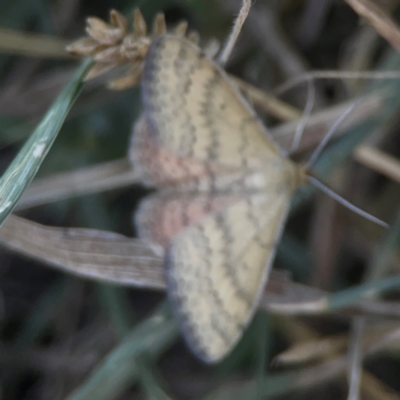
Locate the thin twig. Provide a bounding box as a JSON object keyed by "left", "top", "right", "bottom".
{"left": 354, "top": 145, "right": 400, "bottom": 184}
{"left": 218, "top": 0, "right": 308, "bottom": 78}
{"left": 218, "top": 0, "right": 252, "bottom": 65}
{"left": 344, "top": 0, "right": 400, "bottom": 54}
{"left": 0, "top": 27, "right": 69, "bottom": 58}
{"left": 205, "top": 326, "right": 400, "bottom": 399}
{"left": 230, "top": 75, "right": 302, "bottom": 121}
{"left": 271, "top": 95, "right": 382, "bottom": 153}
{"left": 347, "top": 317, "right": 366, "bottom": 400}
{"left": 276, "top": 70, "right": 400, "bottom": 95}
{"left": 17, "top": 159, "right": 141, "bottom": 210}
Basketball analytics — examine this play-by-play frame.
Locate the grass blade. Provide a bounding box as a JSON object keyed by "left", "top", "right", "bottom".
{"left": 65, "top": 301, "right": 178, "bottom": 400}
{"left": 0, "top": 58, "right": 93, "bottom": 226}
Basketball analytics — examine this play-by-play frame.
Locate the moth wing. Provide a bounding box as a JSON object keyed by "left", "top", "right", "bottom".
{"left": 165, "top": 190, "right": 292, "bottom": 363}
{"left": 130, "top": 116, "right": 217, "bottom": 187}
{"left": 135, "top": 192, "right": 241, "bottom": 250}
{"left": 139, "top": 35, "right": 284, "bottom": 169}
{"left": 131, "top": 115, "right": 267, "bottom": 189}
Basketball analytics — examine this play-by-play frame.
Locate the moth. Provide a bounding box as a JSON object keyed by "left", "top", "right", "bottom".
{"left": 130, "top": 34, "right": 307, "bottom": 363}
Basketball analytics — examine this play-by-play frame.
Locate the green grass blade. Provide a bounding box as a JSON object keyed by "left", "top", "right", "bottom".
{"left": 65, "top": 301, "right": 178, "bottom": 400}
{"left": 15, "top": 278, "right": 70, "bottom": 345}
{"left": 97, "top": 285, "right": 171, "bottom": 400}
{"left": 0, "top": 58, "right": 93, "bottom": 226}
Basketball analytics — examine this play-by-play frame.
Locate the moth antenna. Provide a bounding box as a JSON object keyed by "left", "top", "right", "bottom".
{"left": 306, "top": 175, "right": 389, "bottom": 229}
{"left": 305, "top": 100, "right": 359, "bottom": 170}
{"left": 290, "top": 77, "right": 315, "bottom": 154}
{"left": 218, "top": 0, "right": 252, "bottom": 65}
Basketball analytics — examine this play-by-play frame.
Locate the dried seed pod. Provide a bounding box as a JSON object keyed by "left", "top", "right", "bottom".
{"left": 188, "top": 31, "right": 200, "bottom": 44}
{"left": 86, "top": 17, "right": 124, "bottom": 45}
{"left": 108, "top": 65, "right": 144, "bottom": 89}
{"left": 66, "top": 37, "right": 103, "bottom": 56}
{"left": 175, "top": 21, "right": 188, "bottom": 37}
{"left": 66, "top": 8, "right": 207, "bottom": 90}
{"left": 153, "top": 13, "right": 167, "bottom": 36}
{"left": 110, "top": 9, "right": 127, "bottom": 32}
{"left": 133, "top": 9, "right": 147, "bottom": 38}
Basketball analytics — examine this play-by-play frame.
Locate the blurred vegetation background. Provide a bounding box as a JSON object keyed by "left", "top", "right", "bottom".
{"left": 0, "top": 0, "right": 400, "bottom": 399}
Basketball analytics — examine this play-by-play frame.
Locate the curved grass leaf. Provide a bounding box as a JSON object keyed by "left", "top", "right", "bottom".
{"left": 0, "top": 58, "right": 93, "bottom": 226}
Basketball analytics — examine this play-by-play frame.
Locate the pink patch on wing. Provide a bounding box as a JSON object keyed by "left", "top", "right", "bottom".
{"left": 130, "top": 116, "right": 212, "bottom": 188}
{"left": 135, "top": 194, "right": 240, "bottom": 249}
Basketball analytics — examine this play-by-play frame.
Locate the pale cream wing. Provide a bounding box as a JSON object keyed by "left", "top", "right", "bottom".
{"left": 130, "top": 114, "right": 254, "bottom": 189}
{"left": 141, "top": 35, "right": 284, "bottom": 168}
{"left": 165, "top": 190, "right": 292, "bottom": 363}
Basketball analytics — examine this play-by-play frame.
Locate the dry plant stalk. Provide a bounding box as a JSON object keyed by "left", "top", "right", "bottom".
{"left": 67, "top": 9, "right": 199, "bottom": 89}
{"left": 344, "top": 0, "right": 400, "bottom": 54}
{"left": 354, "top": 145, "right": 400, "bottom": 184}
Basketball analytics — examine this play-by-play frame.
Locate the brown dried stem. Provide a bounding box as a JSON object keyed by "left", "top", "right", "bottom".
{"left": 344, "top": 0, "right": 400, "bottom": 54}
{"left": 354, "top": 145, "right": 400, "bottom": 184}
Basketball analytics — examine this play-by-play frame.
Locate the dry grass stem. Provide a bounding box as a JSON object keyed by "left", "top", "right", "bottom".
{"left": 354, "top": 145, "right": 400, "bottom": 184}
{"left": 17, "top": 159, "right": 141, "bottom": 210}
{"left": 276, "top": 70, "right": 400, "bottom": 95}
{"left": 273, "top": 335, "right": 348, "bottom": 367}
{"left": 219, "top": 0, "right": 308, "bottom": 78}
{"left": 344, "top": 0, "right": 400, "bottom": 54}
{"left": 275, "top": 322, "right": 400, "bottom": 368}
{"left": 208, "top": 327, "right": 400, "bottom": 399}
{"left": 340, "top": 23, "right": 382, "bottom": 93}
{"left": 0, "top": 214, "right": 165, "bottom": 289}
{"left": 218, "top": 0, "right": 251, "bottom": 65}
{"left": 360, "top": 371, "right": 400, "bottom": 400}
{"left": 347, "top": 317, "right": 366, "bottom": 400}
{"left": 0, "top": 28, "right": 70, "bottom": 58}
{"left": 271, "top": 95, "right": 382, "bottom": 153}
{"left": 230, "top": 75, "right": 302, "bottom": 121}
